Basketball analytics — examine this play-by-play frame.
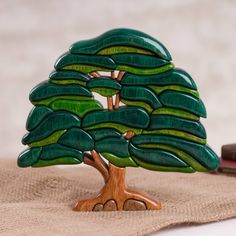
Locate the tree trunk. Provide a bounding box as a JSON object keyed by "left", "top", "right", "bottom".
{"left": 73, "top": 163, "right": 161, "bottom": 211}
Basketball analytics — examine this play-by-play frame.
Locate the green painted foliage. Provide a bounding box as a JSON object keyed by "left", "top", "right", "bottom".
{"left": 101, "top": 153, "right": 138, "bottom": 167}
{"left": 131, "top": 135, "right": 219, "bottom": 170}
{"left": 88, "top": 128, "right": 121, "bottom": 141}
{"left": 95, "top": 137, "right": 129, "bottom": 157}
{"left": 58, "top": 128, "right": 94, "bottom": 151}
{"left": 97, "top": 46, "right": 154, "bottom": 56}
{"left": 18, "top": 147, "right": 42, "bottom": 167}
{"left": 22, "top": 111, "right": 81, "bottom": 145}
{"left": 49, "top": 70, "right": 90, "bottom": 82}
{"left": 32, "top": 157, "right": 81, "bottom": 167}
{"left": 54, "top": 53, "right": 116, "bottom": 71}
{"left": 29, "top": 81, "right": 92, "bottom": 102}
{"left": 121, "top": 68, "right": 197, "bottom": 89}
{"left": 18, "top": 28, "right": 219, "bottom": 172}
{"left": 70, "top": 28, "right": 172, "bottom": 60}
{"left": 49, "top": 99, "right": 103, "bottom": 117}
{"left": 147, "top": 115, "right": 206, "bottom": 138}
{"left": 87, "top": 77, "right": 121, "bottom": 96}
{"left": 120, "top": 86, "right": 162, "bottom": 109}
{"left": 129, "top": 143, "right": 188, "bottom": 167}
{"left": 26, "top": 106, "right": 53, "bottom": 131}
{"left": 87, "top": 77, "right": 121, "bottom": 90}
{"left": 111, "top": 54, "right": 169, "bottom": 68}
{"left": 152, "top": 107, "right": 199, "bottom": 121}
{"left": 159, "top": 91, "right": 207, "bottom": 118}
{"left": 18, "top": 144, "right": 83, "bottom": 168}
{"left": 82, "top": 107, "right": 149, "bottom": 129}
{"left": 39, "top": 143, "right": 83, "bottom": 161}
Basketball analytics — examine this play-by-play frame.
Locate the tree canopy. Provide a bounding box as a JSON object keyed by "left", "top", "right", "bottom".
{"left": 18, "top": 28, "right": 219, "bottom": 173}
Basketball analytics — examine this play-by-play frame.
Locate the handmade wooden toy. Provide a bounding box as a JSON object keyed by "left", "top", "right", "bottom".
{"left": 18, "top": 28, "right": 220, "bottom": 211}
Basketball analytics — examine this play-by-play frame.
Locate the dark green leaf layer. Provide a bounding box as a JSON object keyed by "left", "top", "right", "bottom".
{"left": 18, "top": 147, "right": 42, "bottom": 167}
{"left": 120, "top": 86, "right": 162, "bottom": 109}
{"left": 111, "top": 54, "right": 169, "bottom": 68}
{"left": 159, "top": 91, "right": 206, "bottom": 118}
{"left": 30, "top": 81, "right": 92, "bottom": 102}
{"left": 148, "top": 115, "right": 206, "bottom": 138}
{"left": 49, "top": 70, "right": 90, "bottom": 82}
{"left": 55, "top": 53, "right": 116, "bottom": 70}
{"left": 131, "top": 135, "right": 219, "bottom": 170}
{"left": 87, "top": 78, "right": 121, "bottom": 90}
{"left": 129, "top": 143, "right": 188, "bottom": 167}
{"left": 26, "top": 106, "right": 53, "bottom": 131}
{"left": 121, "top": 68, "right": 197, "bottom": 89}
{"left": 82, "top": 107, "right": 149, "bottom": 129}
{"left": 95, "top": 137, "right": 129, "bottom": 157}
{"left": 70, "top": 28, "right": 172, "bottom": 60}
{"left": 58, "top": 128, "right": 94, "bottom": 151}
{"left": 88, "top": 128, "right": 121, "bottom": 141}
{"left": 22, "top": 111, "right": 81, "bottom": 145}
{"left": 40, "top": 143, "right": 83, "bottom": 161}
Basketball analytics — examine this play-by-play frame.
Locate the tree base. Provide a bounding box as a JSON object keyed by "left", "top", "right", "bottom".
{"left": 73, "top": 164, "right": 161, "bottom": 211}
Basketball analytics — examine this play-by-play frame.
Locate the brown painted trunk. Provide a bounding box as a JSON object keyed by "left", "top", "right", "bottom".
{"left": 73, "top": 163, "right": 161, "bottom": 211}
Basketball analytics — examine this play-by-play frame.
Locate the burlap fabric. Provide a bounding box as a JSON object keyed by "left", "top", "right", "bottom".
{"left": 1, "top": 159, "right": 236, "bottom": 236}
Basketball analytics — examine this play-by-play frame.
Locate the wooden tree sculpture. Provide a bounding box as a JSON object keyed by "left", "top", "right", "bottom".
{"left": 18, "top": 28, "right": 220, "bottom": 211}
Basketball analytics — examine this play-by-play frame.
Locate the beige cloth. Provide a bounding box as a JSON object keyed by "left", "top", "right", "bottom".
{"left": 1, "top": 159, "right": 236, "bottom": 236}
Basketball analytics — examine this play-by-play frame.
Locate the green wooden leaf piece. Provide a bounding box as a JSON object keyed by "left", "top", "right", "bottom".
{"left": 117, "top": 63, "right": 174, "bottom": 75}
{"left": 87, "top": 78, "right": 121, "bottom": 96}
{"left": 120, "top": 86, "right": 162, "bottom": 109}
{"left": 90, "top": 88, "right": 119, "bottom": 97}
{"left": 95, "top": 137, "right": 129, "bottom": 157}
{"left": 61, "top": 65, "right": 113, "bottom": 74}
{"left": 54, "top": 53, "right": 116, "bottom": 70}
{"left": 49, "top": 70, "right": 90, "bottom": 81}
{"left": 58, "top": 128, "right": 94, "bottom": 151}
{"left": 50, "top": 79, "right": 86, "bottom": 86}
{"left": 131, "top": 157, "right": 194, "bottom": 173}
{"left": 84, "top": 122, "right": 142, "bottom": 135}
{"left": 148, "top": 85, "right": 199, "bottom": 98}
{"left": 49, "top": 71, "right": 90, "bottom": 86}
{"left": 88, "top": 128, "right": 121, "bottom": 141}
{"left": 82, "top": 107, "right": 149, "bottom": 129}
{"left": 29, "top": 130, "right": 66, "bottom": 147}
{"left": 121, "top": 68, "right": 197, "bottom": 89}
{"left": 29, "top": 81, "right": 92, "bottom": 102}
{"left": 129, "top": 143, "right": 188, "bottom": 167}
{"left": 70, "top": 28, "right": 172, "bottom": 61}
{"left": 22, "top": 111, "right": 81, "bottom": 145}
{"left": 152, "top": 107, "right": 199, "bottom": 121}
{"left": 97, "top": 46, "right": 154, "bottom": 56}
{"left": 39, "top": 143, "right": 83, "bottom": 161}
{"left": 142, "top": 129, "right": 206, "bottom": 144}
{"left": 137, "top": 143, "right": 208, "bottom": 172}
{"left": 120, "top": 99, "right": 153, "bottom": 113}
{"left": 147, "top": 115, "right": 206, "bottom": 138}
{"left": 49, "top": 99, "right": 103, "bottom": 117}
{"left": 26, "top": 106, "right": 53, "bottom": 131}
{"left": 32, "top": 157, "right": 81, "bottom": 167}
{"left": 111, "top": 54, "right": 169, "bottom": 68}
{"left": 159, "top": 91, "right": 206, "bottom": 118}
{"left": 87, "top": 78, "right": 121, "bottom": 90}
{"left": 131, "top": 135, "right": 219, "bottom": 170}
{"left": 18, "top": 147, "right": 42, "bottom": 167}
{"left": 32, "top": 95, "right": 92, "bottom": 106}
{"left": 101, "top": 153, "right": 138, "bottom": 167}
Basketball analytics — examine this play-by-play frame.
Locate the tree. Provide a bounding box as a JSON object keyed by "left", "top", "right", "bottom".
{"left": 18, "top": 28, "right": 219, "bottom": 211}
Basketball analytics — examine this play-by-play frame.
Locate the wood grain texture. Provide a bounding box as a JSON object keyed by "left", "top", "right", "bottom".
{"left": 74, "top": 164, "right": 161, "bottom": 211}
{"left": 18, "top": 28, "right": 220, "bottom": 212}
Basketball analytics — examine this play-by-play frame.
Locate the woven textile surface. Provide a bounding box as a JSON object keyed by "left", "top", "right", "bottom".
{"left": 0, "top": 159, "right": 236, "bottom": 235}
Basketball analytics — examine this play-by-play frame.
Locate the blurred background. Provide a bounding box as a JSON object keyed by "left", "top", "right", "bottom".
{"left": 0, "top": 0, "right": 235, "bottom": 159}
